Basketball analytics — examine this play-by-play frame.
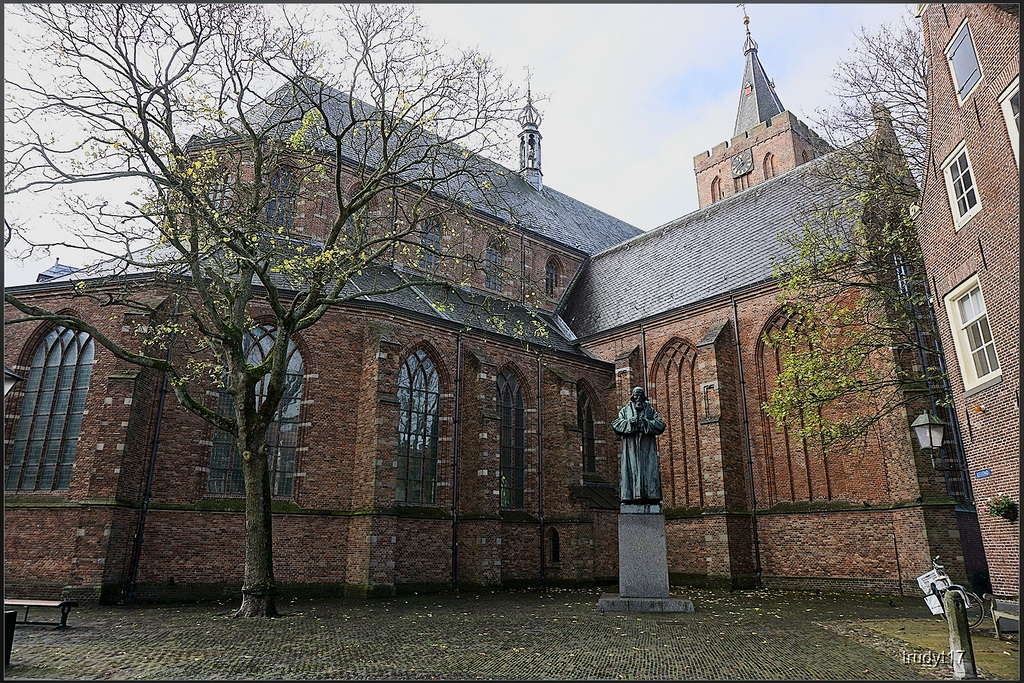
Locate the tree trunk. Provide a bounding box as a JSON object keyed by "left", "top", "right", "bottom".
{"left": 235, "top": 439, "right": 279, "bottom": 618}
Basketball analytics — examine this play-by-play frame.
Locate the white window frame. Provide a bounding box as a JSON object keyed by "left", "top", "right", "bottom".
{"left": 944, "top": 20, "right": 983, "bottom": 104}
{"left": 941, "top": 141, "right": 981, "bottom": 230}
{"left": 999, "top": 76, "right": 1020, "bottom": 167}
{"left": 944, "top": 275, "right": 1001, "bottom": 394}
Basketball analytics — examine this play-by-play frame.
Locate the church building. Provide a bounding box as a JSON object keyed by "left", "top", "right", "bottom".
{"left": 4, "top": 17, "right": 985, "bottom": 603}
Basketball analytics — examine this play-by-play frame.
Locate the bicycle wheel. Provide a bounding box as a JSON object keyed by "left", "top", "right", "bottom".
{"left": 963, "top": 591, "right": 986, "bottom": 629}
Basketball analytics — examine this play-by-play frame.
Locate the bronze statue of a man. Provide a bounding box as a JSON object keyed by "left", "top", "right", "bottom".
{"left": 612, "top": 386, "right": 666, "bottom": 504}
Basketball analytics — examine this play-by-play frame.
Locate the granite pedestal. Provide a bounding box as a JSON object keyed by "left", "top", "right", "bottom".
{"left": 597, "top": 504, "right": 694, "bottom": 613}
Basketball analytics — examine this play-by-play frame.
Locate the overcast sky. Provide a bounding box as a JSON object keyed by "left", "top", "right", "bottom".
{"left": 4, "top": 3, "right": 913, "bottom": 287}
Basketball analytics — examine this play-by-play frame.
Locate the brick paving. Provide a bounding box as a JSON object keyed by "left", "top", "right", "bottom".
{"left": 4, "top": 587, "right": 959, "bottom": 680}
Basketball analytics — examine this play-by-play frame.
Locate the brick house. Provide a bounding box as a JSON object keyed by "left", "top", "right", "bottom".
{"left": 914, "top": 2, "right": 1019, "bottom": 598}
{"left": 4, "top": 17, "right": 986, "bottom": 602}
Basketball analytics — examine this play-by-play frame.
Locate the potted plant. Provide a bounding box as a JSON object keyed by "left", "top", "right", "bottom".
{"left": 982, "top": 493, "right": 1018, "bottom": 522}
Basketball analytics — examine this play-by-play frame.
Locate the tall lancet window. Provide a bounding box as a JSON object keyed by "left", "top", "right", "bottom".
{"left": 208, "top": 325, "right": 304, "bottom": 498}
{"left": 498, "top": 369, "right": 525, "bottom": 510}
{"left": 397, "top": 349, "right": 440, "bottom": 504}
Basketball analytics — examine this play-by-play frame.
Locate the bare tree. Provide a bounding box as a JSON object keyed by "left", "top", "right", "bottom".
{"left": 4, "top": 3, "right": 531, "bottom": 617}
{"left": 812, "top": 8, "right": 929, "bottom": 189}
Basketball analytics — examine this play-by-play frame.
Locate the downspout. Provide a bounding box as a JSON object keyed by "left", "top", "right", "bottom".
{"left": 731, "top": 292, "right": 762, "bottom": 588}
{"left": 639, "top": 324, "right": 648, "bottom": 393}
{"left": 520, "top": 233, "right": 527, "bottom": 305}
{"left": 536, "top": 354, "right": 546, "bottom": 591}
{"left": 124, "top": 291, "right": 180, "bottom": 602}
{"left": 451, "top": 331, "right": 463, "bottom": 591}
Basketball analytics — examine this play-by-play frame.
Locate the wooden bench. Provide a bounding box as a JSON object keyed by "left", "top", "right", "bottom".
{"left": 983, "top": 593, "right": 1019, "bottom": 640}
{"left": 3, "top": 599, "right": 78, "bottom": 628}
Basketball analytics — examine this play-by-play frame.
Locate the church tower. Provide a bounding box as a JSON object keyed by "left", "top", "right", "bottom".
{"left": 693, "top": 10, "right": 830, "bottom": 209}
{"left": 518, "top": 88, "right": 543, "bottom": 191}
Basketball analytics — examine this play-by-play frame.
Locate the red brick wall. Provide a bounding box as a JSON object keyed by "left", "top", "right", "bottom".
{"left": 579, "top": 281, "right": 968, "bottom": 591}
{"left": 916, "top": 3, "right": 1019, "bottom": 598}
{"left": 5, "top": 283, "right": 621, "bottom": 600}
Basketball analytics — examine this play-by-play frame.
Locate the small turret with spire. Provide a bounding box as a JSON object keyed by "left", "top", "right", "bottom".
{"left": 518, "top": 78, "right": 543, "bottom": 191}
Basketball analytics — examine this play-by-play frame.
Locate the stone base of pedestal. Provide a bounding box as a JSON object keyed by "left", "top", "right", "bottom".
{"left": 597, "top": 593, "right": 695, "bottom": 613}
{"left": 618, "top": 510, "right": 670, "bottom": 597}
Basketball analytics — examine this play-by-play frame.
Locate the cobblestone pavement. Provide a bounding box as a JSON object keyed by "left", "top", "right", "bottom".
{"left": 4, "top": 587, "right": 970, "bottom": 680}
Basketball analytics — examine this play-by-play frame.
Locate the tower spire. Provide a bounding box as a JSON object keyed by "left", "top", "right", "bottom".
{"left": 733, "top": 7, "right": 785, "bottom": 137}
{"left": 518, "top": 70, "right": 543, "bottom": 191}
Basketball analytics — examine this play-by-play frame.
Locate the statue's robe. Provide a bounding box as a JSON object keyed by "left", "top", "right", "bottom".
{"left": 612, "top": 401, "right": 666, "bottom": 503}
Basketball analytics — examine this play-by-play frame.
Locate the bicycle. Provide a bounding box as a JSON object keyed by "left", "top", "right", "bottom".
{"left": 915, "top": 556, "right": 986, "bottom": 629}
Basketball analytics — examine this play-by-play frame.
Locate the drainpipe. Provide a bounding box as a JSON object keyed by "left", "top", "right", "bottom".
{"left": 731, "top": 292, "right": 762, "bottom": 588}
{"left": 520, "top": 233, "right": 526, "bottom": 305}
{"left": 536, "top": 354, "right": 546, "bottom": 591}
{"left": 124, "top": 291, "right": 180, "bottom": 602}
{"left": 451, "top": 331, "right": 463, "bottom": 591}
{"left": 639, "top": 324, "right": 648, "bottom": 393}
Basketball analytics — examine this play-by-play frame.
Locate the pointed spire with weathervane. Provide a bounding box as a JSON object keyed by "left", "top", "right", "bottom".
{"left": 518, "top": 71, "right": 543, "bottom": 191}
{"left": 733, "top": 6, "right": 785, "bottom": 137}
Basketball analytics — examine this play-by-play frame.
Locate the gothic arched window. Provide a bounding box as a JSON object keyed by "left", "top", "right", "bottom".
{"left": 549, "top": 527, "right": 561, "bottom": 564}
{"left": 485, "top": 241, "right": 503, "bottom": 291}
{"left": 397, "top": 349, "right": 440, "bottom": 504}
{"left": 710, "top": 176, "right": 724, "bottom": 203}
{"left": 577, "top": 388, "right": 596, "bottom": 474}
{"left": 418, "top": 220, "right": 442, "bottom": 270}
{"left": 498, "top": 368, "right": 525, "bottom": 510}
{"left": 266, "top": 168, "right": 298, "bottom": 229}
{"left": 545, "top": 258, "right": 560, "bottom": 296}
{"left": 6, "top": 327, "right": 94, "bottom": 491}
{"left": 650, "top": 338, "right": 702, "bottom": 508}
{"left": 209, "top": 173, "right": 234, "bottom": 212}
{"left": 763, "top": 153, "right": 777, "bottom": 179}
{"left": 208, "top": 325, "right": 304, "bottom": 498}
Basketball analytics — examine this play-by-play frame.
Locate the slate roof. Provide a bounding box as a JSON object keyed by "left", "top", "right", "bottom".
{"left": 734, "top": 27, "right": 785, "bottom": 137}
{"left": 200, "top": 81, "right": 641, "bottom": 255}
{"left": 559, "top": 153, "right": 857, "bottom": 340}
{"left": 24, "top": 255, "right": 587, "bottom": 358}
{"left": 35, "top": 259, "right": 79, "bottom": 283}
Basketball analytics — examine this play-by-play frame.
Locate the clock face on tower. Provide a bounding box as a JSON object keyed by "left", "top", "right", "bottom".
{"left": 730, "top": 148, "right": 754, "bottom": 178}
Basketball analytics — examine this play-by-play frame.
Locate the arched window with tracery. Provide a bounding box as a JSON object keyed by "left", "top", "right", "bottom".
{"left": 418, "top": 220, "right": 442, "bottom": 270}
{"left": 6, "top": 326, "right": 94, "bottom": 491}
{"left": 209, "top": 172, "right": 235, "bottom": 212}
{"left": 756, "top": 309, "right": 831, "bottom": 506}
{"left": 266, "top": 168, "right": 298, "bottom": 229}
{"left": 710, "top": 176, "right": 724, "bottom": 203}
{"left": 208, "top": 325, "right": 304, "bottom": 498}
{"left": 498, "top": 368, "right": 525, "bottom": 509}
{"left": 545, "top": 257, "right": 560, "bottom": 296}
{"left": 397, "top": 349, "right": 440, "bottom": 504}
{"left": 763, "top": 153, "right": 777, "bottom": 179}
{"left": 485, "top": 240, "right": 503, "bottom": 291}
{"left": 650, "top": 338, "right": 702, "bottom": 508}
{"left": 577, "top": 387, "right": 596, "bottom": 474}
